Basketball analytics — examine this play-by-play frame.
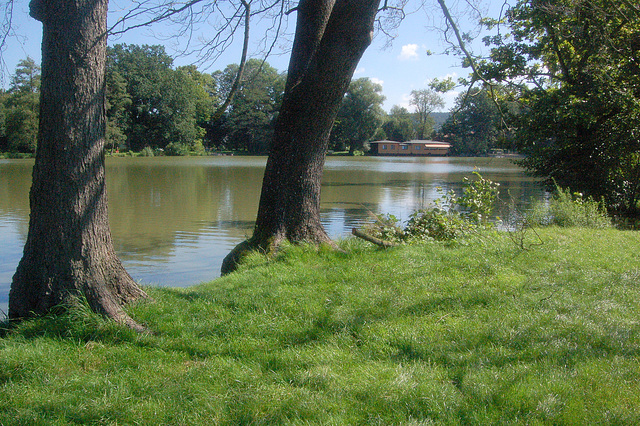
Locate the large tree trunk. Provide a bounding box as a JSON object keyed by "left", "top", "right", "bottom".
{"left": 9, "top": 0, "right": 147, "bottom": 330}
{"left": 222, "top": 0, "right": 381, "bottom": 274}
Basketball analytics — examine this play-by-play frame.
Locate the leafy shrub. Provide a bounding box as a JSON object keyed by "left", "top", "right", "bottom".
{"left": 457, "top": 171, "right": 500, "bottom": 224}
{"left": 192, "top": 140, "right": 206, "bottom": 156}
{"left": 139, "top": 146, "right": 155, "bottom": 157}
{"left": 528, "top": 186, "right": 611, "bottom": 228}
{"left": 1, "top": 152, "right": 33, "bottom": 159}
{"left": 362, "top": 172, "right": 499, "bottom": 243}
{"left": 405, "top": 208, "right": 472, "bottom": 241}
{"left": 164, "top": 142, "right": 190, "bottom": 156}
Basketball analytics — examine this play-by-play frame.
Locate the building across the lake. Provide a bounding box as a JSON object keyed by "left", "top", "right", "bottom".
{"left": 369, "top": 140, "right": 451, "bottom": 156}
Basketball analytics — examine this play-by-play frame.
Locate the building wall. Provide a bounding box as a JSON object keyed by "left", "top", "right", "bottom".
{"left": 372, "top": 141, "right": 450, "bottom": 156}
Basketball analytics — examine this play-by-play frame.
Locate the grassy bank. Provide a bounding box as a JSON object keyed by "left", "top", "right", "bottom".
{"left": 1, "top": 227, "right": 639, "bottom": 424}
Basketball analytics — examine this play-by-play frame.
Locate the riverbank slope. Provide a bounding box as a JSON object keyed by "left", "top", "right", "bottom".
{"left": 1, "top": 227, "right": 639, "bottom": 424}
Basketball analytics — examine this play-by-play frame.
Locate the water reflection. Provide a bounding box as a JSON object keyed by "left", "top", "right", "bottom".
{"left": 0, "top": 156, "right": 544, "bottom": 313}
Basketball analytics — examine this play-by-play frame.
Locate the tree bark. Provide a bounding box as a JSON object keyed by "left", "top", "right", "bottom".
{"left": 222, "top": 0, "right": 381, "bottom": 274}
{"left": 9, "top": 0, "right": 147, "bottom": 330}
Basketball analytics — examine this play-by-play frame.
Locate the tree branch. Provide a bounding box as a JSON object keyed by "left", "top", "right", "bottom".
{"left": 108, "top": 0, "right": 207, "bottom": 36}
{"left": 436, "top": 0, "right": 489, "bottom": 88}
{"left": 211, "top": 0, "right": 251, "bottom": 121}
{"left": 0, "top": 0, "right": 14, "bottom": 80}
{"left": 436, "top": 0, "right": 512, "bottom": 131}
{"left": 352, "top": 228, "right": 397, "bottom": 248}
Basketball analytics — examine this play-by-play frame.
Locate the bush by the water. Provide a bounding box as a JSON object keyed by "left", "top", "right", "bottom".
{"left": 528, "top": 186, "right": 611, "bottom": 228}
{"left": 164, "top": 142, "right": 191, "bottom": 157}
{"left": 139, "top": 146, "right": 155, "bottom": 157}
{"left": 364, "top": 176, "right": 614, "bottom": 246}
{"left": 363, "top": 171, "right": 500, "bottom": 243}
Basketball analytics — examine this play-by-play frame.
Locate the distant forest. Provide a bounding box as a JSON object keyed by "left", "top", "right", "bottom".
{"left": 430, "top": 113, "right": 450, "bottom": 131}
{"left": 1, "top": 48, "right": 502, "bottom": 157}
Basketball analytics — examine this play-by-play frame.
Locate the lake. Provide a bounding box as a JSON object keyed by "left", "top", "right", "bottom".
{"left": 0, "top": 156, "right": 544, "bottom": 315}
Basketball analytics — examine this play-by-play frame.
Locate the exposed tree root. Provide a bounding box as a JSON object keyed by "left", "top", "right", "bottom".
{"left": 221, "top": 239, "right": 258, "bottom": 275}
{"left": 221, "top": 232, "right": 341, "bottom": 275}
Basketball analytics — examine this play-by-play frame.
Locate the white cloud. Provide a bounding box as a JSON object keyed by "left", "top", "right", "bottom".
{"left": 354, "top": 67, "right": 366, "bottom": 74}
{"left": 398, "top": 44, "right": 419, "bottom": 61}
{"left": 370, "top": 77, "right": 384, "bottom": 86}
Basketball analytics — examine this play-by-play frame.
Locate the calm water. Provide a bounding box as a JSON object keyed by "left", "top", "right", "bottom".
{"left": 0, "top": 156, "right": 544, "bottom": 314}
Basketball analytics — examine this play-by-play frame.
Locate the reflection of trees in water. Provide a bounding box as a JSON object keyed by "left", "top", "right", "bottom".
{"left": 322, "top": 160, "right": 544, "bottom": 225}
{"left": 0, "top": 161, "right": 32, "bottom": 236}
{"left": 433, "top": 177, "right": 543, "bottom": 212}
{"left": 106, "top": 158, "right": 264, "bottom": 261}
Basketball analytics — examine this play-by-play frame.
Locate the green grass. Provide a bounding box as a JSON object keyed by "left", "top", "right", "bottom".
{"left": 1, "top": 228, "right": 640, "bottom": 424}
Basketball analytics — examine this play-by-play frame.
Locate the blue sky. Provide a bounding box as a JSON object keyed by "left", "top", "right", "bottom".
{"left": 1, "top": 0, "right": 501, "bottom": 112}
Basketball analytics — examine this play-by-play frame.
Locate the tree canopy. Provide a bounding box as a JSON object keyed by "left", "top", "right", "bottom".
{"left": 210, "top": 58, "right": 285, "bottom": 153}
{"left": 381, "top": 105, "right": 418, "bottom": 142}
{"left": 3, "top": 50, "right": 450, "bottom": 157}
{"left": 476, "top": 0, "right": 640, "bottom": 215}
{"left": 1, "top": 58, "right": 40, "bottom": 152}
{"left": 440, "top": 86, "right": 514, "bottom": 155}
{"left": 106, "top": 44, "right": 215, "bottom": 153}
{"left": 3, "top": 50, "right": 291, "bottom": 156}
{"left": 329, "top": 77, "right": 385, "bottom": 153}
{"left": 410, "top": 88, "right": 445, "bottom": 139}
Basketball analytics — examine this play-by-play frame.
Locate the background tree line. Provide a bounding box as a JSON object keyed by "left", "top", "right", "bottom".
{"left": 0, "top": 57, "right": 41, "bottom": 153}
{"left": 0, "top": 52, "right": 522, "bottom": 161}
{"left": 3, "top": 46, "right": 495, "bottom": 156}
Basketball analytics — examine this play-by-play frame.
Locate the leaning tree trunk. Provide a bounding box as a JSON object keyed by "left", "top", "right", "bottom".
{"left": 222, "top": 0, "right": 381, "bottom": 274}
{"left": 9, "top": 0, "right": 147, "bottom": 330}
